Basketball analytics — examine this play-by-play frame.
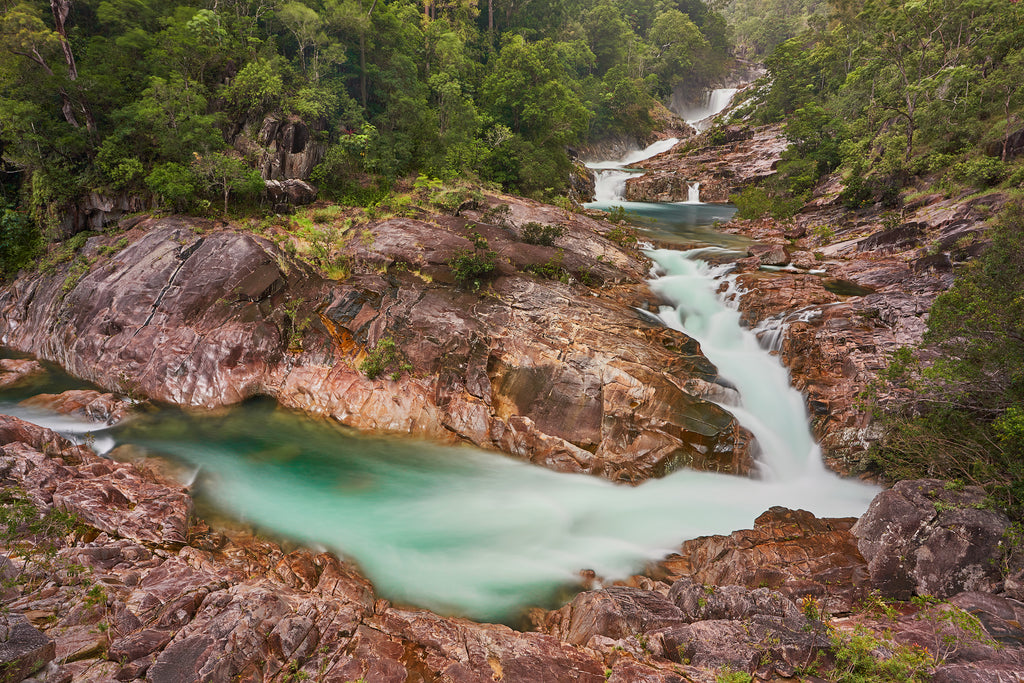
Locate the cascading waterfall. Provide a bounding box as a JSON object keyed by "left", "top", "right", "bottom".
{"left": 687, "top": 181, "right": 701, "bottom": 204}
{"left": 648, "top": 249, "right": 820, "bottom": 479}
{"left": 752, "top": 306, "right": 828, "bottom": 355}
{"left": 0, "top": 149, "right": 876, "bottom": 621}
{"left": 676, "top": 87, "right": 740, "bottom": 131}
{"left": 586, "top": 137, "right": 678, "bottom": 203}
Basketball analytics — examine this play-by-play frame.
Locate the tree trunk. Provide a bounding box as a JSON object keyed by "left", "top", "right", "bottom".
{"left": 360, "top": 35, "right": 367, "bottom": 108}
{"left": 49, "top": 0, "right": 96, "bottom": 133}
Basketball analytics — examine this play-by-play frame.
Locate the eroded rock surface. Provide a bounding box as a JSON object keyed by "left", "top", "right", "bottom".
{"left": 20, "top": 390, "right": 133, "bottom": 426}
{"left": 0, "top": 358, "right": 44, "bottom": 389}
{"left": 852, "top": 479, "right": 1010, "bottom": 600}
{"left": 0, "top": 200, "right": 750, "bottom": 482}
{"left": 4, "top": 419, "right": 1024, "bottom": 682}
{"left": 624, "top": 124, "right": 789, "bottom": 203}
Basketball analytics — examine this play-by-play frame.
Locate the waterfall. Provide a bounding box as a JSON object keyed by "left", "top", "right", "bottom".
{"left": 586, "top": 138, "right": 678, "bottom": 203}
{"left": 675, "top": 87, "right": 740, "bottom": 131}
{"left": 751, "top": 306, "right": 826, "bottom": 355}
{"left": 648, "top": 249, "right": 821, "bottom": 479}
{"left": 686, "top": 182, "right": 700, "bottom": 204}
{"left": 0, "top": 154, "right": 876, "bottom": 621}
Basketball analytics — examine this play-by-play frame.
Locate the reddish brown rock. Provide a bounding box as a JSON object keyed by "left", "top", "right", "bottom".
{"left": 747, "top": 243, "right": 789, "bottom": 266}
{"left": 649, "top": 507, "right": 869, "bottom": 613}
{"left": 0, "top": 413, "right": 694, "bottom": 683}
{"left": 0, "top": 358, "right": 44, "bottom": 389}
{"left": 0, "top": 203, "right": 751, "bottom": 482}
{"left": 624, "top": 124, "right": 789, "bottom": 203}
{"left": 20, "top": 391, "right": 132, "bottom": 426}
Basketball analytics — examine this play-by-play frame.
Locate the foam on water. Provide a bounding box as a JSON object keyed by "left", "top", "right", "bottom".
{"left": 0, "top": 166, "right": 876, "bottom": 621}
{"left": 0, "top": 401, "right": 117, "bottom": 454}
{"left": 586, "top": 138, "right": 678, "bottom": 203}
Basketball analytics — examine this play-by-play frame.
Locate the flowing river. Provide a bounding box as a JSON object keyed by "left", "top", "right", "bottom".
{"left": 0, "top": 122, "right": 876, "bottom": 623}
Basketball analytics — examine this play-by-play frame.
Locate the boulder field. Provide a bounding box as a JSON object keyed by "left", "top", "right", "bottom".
{"left": 3, "top": 416, "right": 1023, "bottom": 682}
{"left": 0, "top": 196, "right": 750, "bottom": 482}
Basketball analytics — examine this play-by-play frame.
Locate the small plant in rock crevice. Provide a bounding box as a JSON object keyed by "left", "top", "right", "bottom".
{"left": 359, "top": 337, "right": 413, "bottom": 380}
{"left": 522, "top": 249, "right": 567, "bottom": 282}
{"left": 448, "top": 230, "right": 497, "bottom": 291}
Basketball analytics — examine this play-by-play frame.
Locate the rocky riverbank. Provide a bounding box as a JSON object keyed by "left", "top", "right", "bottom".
{"left": 0, "top": 195, "right": 752, "bottom": 482}
{"left": 617, "top": 121, "right": 1005, "bottom": 472}
{"left": 3, "top": 415, "right": 1023, "bottom": 682}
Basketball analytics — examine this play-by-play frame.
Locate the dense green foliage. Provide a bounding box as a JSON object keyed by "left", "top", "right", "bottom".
{"left": 869, "top": 204, "right": 1024, "bottom": 517}
{"left": 731, "top": 0, "right": 1024, "bottom": 213}
{"left": 721, "top": 0, "right": 827, "bottom": 58}
{"left": 0, "top": 0, "right": 730, "bottom": 239}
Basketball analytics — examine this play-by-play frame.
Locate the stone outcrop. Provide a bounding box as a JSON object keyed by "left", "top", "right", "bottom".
{"left": 624, "top": 124, "right": 789, "bottom": 203}
{"left": 264, "top": 179, "right": 318, "bottom": 211}
{"left": 59, "top": 193, "right": 153, "bottom": 237}
{"left": 237, "top": 116, "right": 326, "bottom": 182}
{"left": 0, "top": 612, "right": 55, "bottom": 682}
{"left": 0, "top": 199, "right": 751, "bottom": 482}
{"left": 20, "top": 390, "right": 132, "bottom": 426}
{"left": 0, "top": 358, "right": 44, "bottom": 389}
{"left": 648, "top": 507, "right": 869, "bottom": 614}
{"left": 725, "top": 189, "right": 998, "bottom": 469}
{"left": 852, "top": 479, "right": 1011, "bottom": 600}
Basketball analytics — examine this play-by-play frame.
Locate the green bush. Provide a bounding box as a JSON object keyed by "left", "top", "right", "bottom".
{"left": 523, "top": 249, "right": 567, "bottom": 281}
{"left": 520, "top": 222, "right": 564, "bottom": 246}
{"left": 605, "top": 225, "right": 637, "bottom": 245}
{"left": 827, "top": 625, "right": 931, "bottom": 682}
{"left": 449, "top": 232, "right": 497, "bottom": 291}
{"left": 868, "top": 203, "right": 1024, "bottom": 517}
{"left": 951, "top": 156, "right": 1006, "bottom": 188}
{"left": 146, "top": 162, "right": 198, "bottom": 212}
{"left": 0, "top": 203, "right": 42, "bottom": 279}
{"left": 730, "top": 186, "right": 803, "bottom": 220}
{"left": 359, "top": 337, "right": 412, "bottom": 380}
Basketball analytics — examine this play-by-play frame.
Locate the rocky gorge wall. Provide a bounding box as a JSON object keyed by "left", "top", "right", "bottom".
{"left": 617, "top": 121, "right": 1005, "bottom": 471}
{"left": 0, "top": 197, "right": 751, "bottom": 482}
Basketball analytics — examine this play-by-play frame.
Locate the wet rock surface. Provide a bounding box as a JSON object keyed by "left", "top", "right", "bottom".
{"left": 615, "top": 121, "right": 1001, "bottom": 469}
{"left": 0, "top": 358, "right": 44, "bottom": 389}
{"left": 20, "top": 390, "right": 133, "bottom": 426}
{"left": 0, "top": 198, "right": 751, "bottom": 482}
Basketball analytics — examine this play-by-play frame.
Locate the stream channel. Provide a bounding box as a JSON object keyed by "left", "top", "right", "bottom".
{"left": 0, "top": 100, "right": 877, "bottom": 623}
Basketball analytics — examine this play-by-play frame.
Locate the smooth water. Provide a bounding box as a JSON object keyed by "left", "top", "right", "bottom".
{"left": 585, "top": 139, "right": 744, "bottom": 247}
{"left": 0, "top": 389, "right": 875, "bottom": 621}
